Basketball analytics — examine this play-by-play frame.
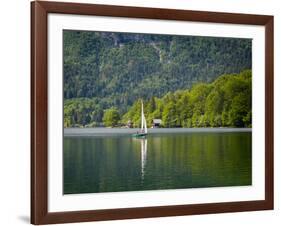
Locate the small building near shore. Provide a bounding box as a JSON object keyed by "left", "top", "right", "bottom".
{"left": 152, "top": 119, "right": 162, "bottom": 128}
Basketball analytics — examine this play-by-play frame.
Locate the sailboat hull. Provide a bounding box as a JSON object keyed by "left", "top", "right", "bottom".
{"left": 132, "top": 133, "right": 147, "bottom": 138}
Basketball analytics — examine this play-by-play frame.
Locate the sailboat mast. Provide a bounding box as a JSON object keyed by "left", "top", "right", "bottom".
{"left": 141, "top": 101, "right": 144, "bottom": 130}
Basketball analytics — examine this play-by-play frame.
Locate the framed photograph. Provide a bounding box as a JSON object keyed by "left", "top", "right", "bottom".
{"left": 31, "top": 1, "right": 274, "bottom": 224}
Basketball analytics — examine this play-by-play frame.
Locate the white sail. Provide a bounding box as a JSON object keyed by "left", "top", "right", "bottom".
{"left": 139, "top": 100, "right": 147, "bottom": 134}
{"left": 144, "top": 114, "right": 147, "bottom": 133}
{"left": 141, "top": 101, "right": 148, "bottom": 134}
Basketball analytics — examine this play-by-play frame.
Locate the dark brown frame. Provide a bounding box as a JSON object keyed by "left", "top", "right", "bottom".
{"left": 31, "top": 1, "right": 274, "bottom": 224}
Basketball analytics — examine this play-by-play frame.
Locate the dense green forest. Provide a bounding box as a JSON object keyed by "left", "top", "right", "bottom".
{"left": 63, "top": 30, "right": 252, "bottom": 128}
{"left": 64, "top": 70, "right": 251, "bottom": 128}
{"left": 122, "top": 70, "right": 251, "bottom": 128}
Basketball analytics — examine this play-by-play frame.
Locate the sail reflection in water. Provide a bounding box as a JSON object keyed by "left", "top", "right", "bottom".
{"left": 64, "top": 131, "right": 252, "bottom": 194}
{"left": 139, "top": 138, "right": 148, "bottom": 180}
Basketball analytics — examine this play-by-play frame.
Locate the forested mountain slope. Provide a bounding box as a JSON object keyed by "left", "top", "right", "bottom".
{"left": 64, "top": 31, "right": 251, "bottom": 108}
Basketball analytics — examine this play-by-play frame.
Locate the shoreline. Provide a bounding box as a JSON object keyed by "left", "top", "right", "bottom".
{"left": 64, "top": 127, "right": 252, "bottom": 137}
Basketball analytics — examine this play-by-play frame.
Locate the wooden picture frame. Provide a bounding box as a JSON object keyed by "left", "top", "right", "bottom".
{"left": 31, "top": 1, "right": 274, "bottom": 224}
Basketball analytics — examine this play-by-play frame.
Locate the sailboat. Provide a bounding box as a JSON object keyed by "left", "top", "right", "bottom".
{"left": 132, "top": 101, "right": 148, "bottom": 138}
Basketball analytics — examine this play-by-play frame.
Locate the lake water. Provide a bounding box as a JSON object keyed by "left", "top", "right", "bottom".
{"left": 63, "top": 128, "right": 252, "bottom": 194}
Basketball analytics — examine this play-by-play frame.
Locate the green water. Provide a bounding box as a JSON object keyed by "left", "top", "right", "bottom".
{"left": 63, "top": 131, "right": 251, "bottom": 194}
